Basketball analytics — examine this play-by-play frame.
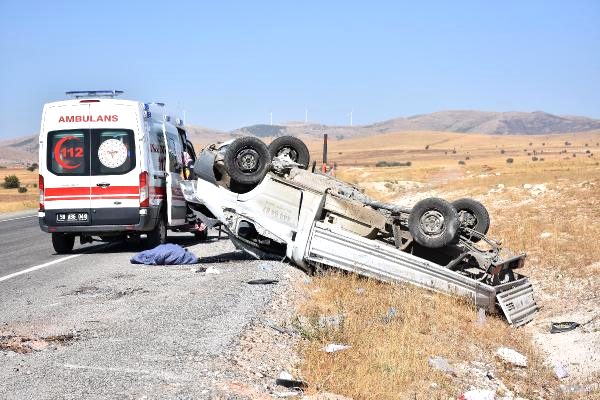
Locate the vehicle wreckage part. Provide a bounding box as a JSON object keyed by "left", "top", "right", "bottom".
{"left": 307, "top": 222, "right": 538, "bottom": 326}
{"left": 268, "top": 136, "right": 310, "bottom": 169}
{"left": 408, "top": 198, "right": 459, "bottom": 248}
{"left": 224, "top": 136, "right": 272, "bottom": 185}
{"left": 453, "top": 198, "right": 490, "bottom": 241}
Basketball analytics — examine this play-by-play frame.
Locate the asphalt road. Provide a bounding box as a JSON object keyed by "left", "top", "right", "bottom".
{"left": 0, "top": 210, "right": 298, "bottom": 399}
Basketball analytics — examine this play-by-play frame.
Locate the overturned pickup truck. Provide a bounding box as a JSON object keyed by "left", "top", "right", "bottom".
{"left": 181, "top": 136, "right": 538, "bottom": 327}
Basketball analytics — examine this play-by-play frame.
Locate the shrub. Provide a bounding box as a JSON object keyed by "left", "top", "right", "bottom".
{"left": 425, "top": 145, "right": 430, "bottom": 150}
{"left": 33, "top": 183, "right": 37, "bottom": 188}
{"left": 532, "top": 156, "right": 539, "bottom": 161}
{"left": 18, "top": 186, "right": 27, "bottom": 193}
{"left": 573, "top": 153, "right": 576, "bottom": 158}
{"left": 539, "top": 158, "right": 545, "bottom": 161}
{"left": 542, "top": 142, "right": 546, "bottom": 146}
{"left": 3, "top": 175, "right": 20, "bottom": 189}
{"left": 465, "top": 156, "right": 470, "bottom": 160}
{"left": 565, "top": 141, "right": 572, "bottom": 146}
{"left": 458, "top": 160, "right": 466, "bottom": 165}
{"left": 26, "top": 163, "right": 39, "bottom": 172}
{"left": 500, "top": 149, "right": 505, "bottom": 154}
{"left": 506, "top": 158, "right": 514, "bottom": 164}
{"left": 586, "top": 150, "right": 591, "bottom": 154}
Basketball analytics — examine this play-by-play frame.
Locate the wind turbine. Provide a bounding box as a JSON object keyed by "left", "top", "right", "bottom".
{"left": 349, "top": 109, "right": 353, "bottom": 126}
{"left": 269, "top": 112, "right": 273, "bottom": 126}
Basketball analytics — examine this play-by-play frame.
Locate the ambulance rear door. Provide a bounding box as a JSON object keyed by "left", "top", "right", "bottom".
{"left": 87, "top": 102, "right": 141, "bottom": 225}
{"left": 42, "top": 102, "right": 92, "bottom": 226}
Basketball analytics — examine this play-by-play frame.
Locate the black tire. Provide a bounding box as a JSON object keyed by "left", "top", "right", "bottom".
{"left": 408, "top": 198, "right": 459, "bottom": 248}
{"left": 146, "top": 213, "right": 167, "bottom": 248}
{"left": 452, "top": 198, "right": 490, "bottom": 241}
{"left": 52, "top": 233, "right": 75, "bottom": 254}
{"left": 268, "top": 136, "right": 310, "bottom": 169}
{"left": 224, "top": 137, "right": 271, "bottom": 185}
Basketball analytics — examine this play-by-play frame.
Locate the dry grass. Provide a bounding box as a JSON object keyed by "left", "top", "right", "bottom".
{"left": 0, "top": 168, "right": 38, "bottom": 213}
{"left": 296, "top": 132, "right": 600, "bottom": 399}
{"left": 298, "top": 274, "right": 558, "bottom": 399}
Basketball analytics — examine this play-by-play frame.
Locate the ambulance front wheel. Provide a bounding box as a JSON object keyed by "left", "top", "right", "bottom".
{"left": 146, "top": 214, "right": 167, "bottom": 248}
{"left": 52, "top": 233, "right": 75, "bottom": 254}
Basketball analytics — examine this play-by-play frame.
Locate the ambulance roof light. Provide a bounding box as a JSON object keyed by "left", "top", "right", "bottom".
{"left": 66, "top": 90, "right": 124, "bottom": 99}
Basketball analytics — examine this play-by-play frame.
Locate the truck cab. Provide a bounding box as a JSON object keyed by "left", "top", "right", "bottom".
{"left": 38, "top": 90, "right": 202, "bottom": 253}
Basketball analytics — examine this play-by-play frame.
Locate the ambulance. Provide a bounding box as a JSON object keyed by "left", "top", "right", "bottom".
{"left": 38, "top": 90, "right": 204, "bottom": 253}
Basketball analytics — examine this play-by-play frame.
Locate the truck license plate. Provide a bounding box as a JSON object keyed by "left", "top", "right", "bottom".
{"left": 56, "top": 212, "right": 88, "bottom": 222}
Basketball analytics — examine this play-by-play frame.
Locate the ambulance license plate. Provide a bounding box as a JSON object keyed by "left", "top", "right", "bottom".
{"left": 56, "top": 212, "right": 88, "bottom": 222}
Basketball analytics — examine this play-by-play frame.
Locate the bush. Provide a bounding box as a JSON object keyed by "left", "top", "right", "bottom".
{"left": 506, "top": 158, "right": 514, "bottom": 164}
{"left": 500, "top": 149, "right": 505, "bottom": 154}
{"left": 565, "top": 141, "right": 572, "bottom": 146}
{"left": 532, "top": 156, "right": 539, "bottom": 161}
{"left": 465, "top": 156, "right": 470, "bottom": 160}
{"left": 376, "top": 160, "right": 411, "bottom": 167}
{"left": 458, "top": 160, "right": 466, "bottom": 165}
{"left": 425, "top": 145, "right": 430, "bottom": 150}
{"left": 26, "top": 163, "right": 39, "bottom": 172}
{"left": 3, "top": 175, "right": 20, "bottom": 189}
{"left": 18, "top": 186, "right": 27, "bottom": 193}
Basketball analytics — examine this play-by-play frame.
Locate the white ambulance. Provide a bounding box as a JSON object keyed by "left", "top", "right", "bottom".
{"left": 38, "top": 90, "right": 204, "bottom": 253}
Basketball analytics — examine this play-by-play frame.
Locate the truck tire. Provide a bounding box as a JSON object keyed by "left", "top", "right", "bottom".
{"left": 408, "top": 198, "right": 459, "bottom": 248}
{"left": 452, "top": 198, "right": 490, "bottom": 241}
{"left": 52, "top": 233, "right": 75, "bottom": 254}
{"left": 146, "top": 213, "right": 167, "bottom": 248}
{"left": 224, "top": 137, "right": 271, "bottom": 185}
{"left": 268, "top": 136, "right": 310, "bottom": 169}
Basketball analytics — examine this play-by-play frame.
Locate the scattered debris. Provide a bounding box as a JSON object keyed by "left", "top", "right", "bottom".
{"left": 554, "top": 363, "right": 569, "bottom": 379}
{"left": 355, "top": 287, "right": 366, "bottom": 295}
{"left": 247, "top": 279, "right": 279, "bottom": 285}
{"left": 322, "top": 343, "right": 351, "bottom": 353}
{"left": 382, "top": 307, "right": 398, "bottom": 324}
{"left": 477, "top": 308, "right": 486, "bottom": 326}
{"left": 130, "top": 243, "right": 199, "bottom": 265}
{"left": 495, "top": 347, "right": 527, "bottom": 367}
{"left": 258, "top": 263, "right": 273, "bottom": 271}
{"left": 428, "top": 356, "right": 456, "bottom": 376}
{"left": 550, "top": 321, "right": 580, "bottom": 334}
{"left": 190, "top": 266, "right": 207, "bottom": 273}
{"left": 318, "top": 314, "right": 344, "bottom": 330}
{"left": 458, "top": 389, "right": 496, "bottom": 400}
{"left": 275, "top": 371, "right": 308, "bottom": 389}
{"left": 205, "top": 266, "right": 221, "bottom": 275}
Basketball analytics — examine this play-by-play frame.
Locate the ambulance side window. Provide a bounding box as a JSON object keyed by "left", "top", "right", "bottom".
{"left": 47, "top": 130, "right": 89, "bottom": 176}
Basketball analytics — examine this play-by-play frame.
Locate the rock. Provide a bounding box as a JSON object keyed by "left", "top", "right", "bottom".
{"left": 382, "top": 307, "right": 398, "bottom": 324}
{"left": 554, "top": 363, "right": 569, "bottom": 379}
{"left": 322, "top": 343, "right": 351, "bottom": 353}
{"left": 355, "top": 287, "right": 366, "bottom": 295}
{"left": 523, "top": 184, "right": 533, "bottom": 189}
{"left": 540, "top": 232, "right": 552, "bottom": 239}
{"left": 458, "top": 389, "right": 496, "bottom": 400}
{"left": 428, "top": 356, "right": 456, "bottom": 376}
{"left": 205, "top": 266, "right": 221, "bottom": 275}
{"left": 495, "top": 347, "right": 527, "bottom": 367}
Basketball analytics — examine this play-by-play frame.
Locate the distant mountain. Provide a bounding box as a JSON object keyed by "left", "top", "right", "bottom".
{"left": 368, "top": 110, "right": 600, "bottom": 135}
{"left": 2, "top": 110, "right": 599, "bottom": 166}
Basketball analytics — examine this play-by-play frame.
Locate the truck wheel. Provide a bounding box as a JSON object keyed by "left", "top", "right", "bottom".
{"left": 52, "top": 233, "right": 75, "bottom": 254}
{"left": 408, "top": 198, "right": 459, "bottom": 248}
{"left": 146, "top": 214, "right": 167, "bottom": 248}
{"left": 268, "top": 136, "right": 310, "bottom": 169}
{"left": 224, "top": 136, "right": 271, "bottom": 185}
{"left": 452, "top": 198, "right": 490, "bottom": 241}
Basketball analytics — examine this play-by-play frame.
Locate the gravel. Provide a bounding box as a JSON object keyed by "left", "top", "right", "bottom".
{"left": 0, "top": 231, "right": 307, "bottom": 399}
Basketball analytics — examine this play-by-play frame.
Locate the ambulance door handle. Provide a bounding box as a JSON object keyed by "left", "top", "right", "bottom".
{"left": 96, "top": 182, "right": 111, "bottom": 188}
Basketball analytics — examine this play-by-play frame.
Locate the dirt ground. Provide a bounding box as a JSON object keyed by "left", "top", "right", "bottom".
{"left": 295, "top": 131, "right": 600, "bottom": 399}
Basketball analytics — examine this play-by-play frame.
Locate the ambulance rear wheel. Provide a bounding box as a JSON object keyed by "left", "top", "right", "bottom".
{"left": 147, "top": 214, "right": 167, "bottom": 248}
{"left": 52, "top": 233, "right": 75, "bottom": 254}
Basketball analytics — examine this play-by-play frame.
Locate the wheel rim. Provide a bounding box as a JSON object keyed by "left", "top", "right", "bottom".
{"left": 276, "top": 146, "right": 299, "bottom": 162}
{"left": 236, "top": 148, "right": 260, "bottom": 172}
{"left": 420, "top": 210, "right": 445, "bottom": 235}
{"left": 457, "top": 210, "right": 477, "bottom": 228}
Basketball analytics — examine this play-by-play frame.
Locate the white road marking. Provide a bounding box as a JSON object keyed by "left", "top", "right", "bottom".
{"left": 0, "top": 214, "right": 37, "bottom": 223}
{"left": 0, "top": 242, "right": 118, "bottom": 283}
{"left": 0, "top": 254, "right": 81, "bottom": 282}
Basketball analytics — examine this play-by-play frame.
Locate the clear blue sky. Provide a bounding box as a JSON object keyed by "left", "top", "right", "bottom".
{"left": 0, "top": 0, "right": 599, "bottom": 138}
